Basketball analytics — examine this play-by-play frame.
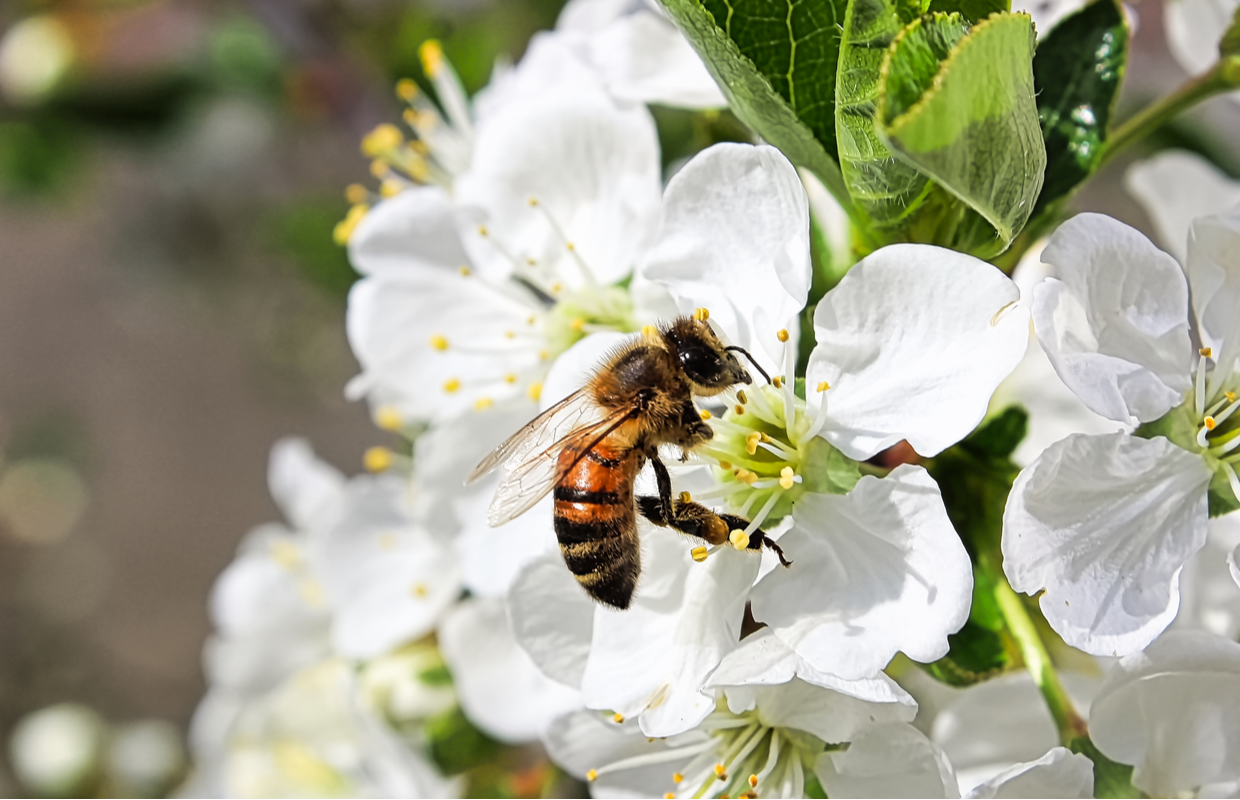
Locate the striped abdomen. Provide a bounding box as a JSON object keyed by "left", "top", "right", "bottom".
{"left": 553, "top": 441, "right": 643, "bottom": 609}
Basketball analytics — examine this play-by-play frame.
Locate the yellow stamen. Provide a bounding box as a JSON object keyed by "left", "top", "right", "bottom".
{"left": 418, "top": 40, "right": 444, "bottom": 77}
{"left": 370, "top": 159, "right": 390, "bottom": 178}
{"left": 364, "top": 446, "right": 393, "bottom": 473}
{"left": 777, "top": 328, "right": 790, "bottom": 343}
{"left": 504, "top": 373, "right": 517, "bottom": 384}
{"left": 664, "top": 794, "right": 675, "bottom": 799}
{"left": 779, "top": 466, "right": 796, "bottom": 490}
{"left": 429, "top": 334, "right": 449, "bottom": 351}
{"left": 672, "top": 773, "right": 684, "bottom": 784}
{"left": 735, "top": 468, "right": 758, "bottom": 485}
{"left": 332, "top": 203, "right": 369, "bottom": 245}
{"left": 612, "top": 713, "right": 624, "bottom": 724}
{"left": 526, "top": 257, "right": 538, "bottom": 266}
{"left": 550, "top": 283, "right": 563, "bottom": 294}
{"left": 678, "top": 491, "right": 692, "bottom": 503}
{"left": 571, "top": 318, "right": 586, "bottom": 332}
{"left": 402, "top": 108, "right": 419, "bottom": 128}
{"left": 817, "top": 381, "right": 830, "bottom": 392}
{"left": 527, "top": 315, "right": 537, "bottom": 325}
{"left": 745, "top": 431, "right": 761, "bottom": 455}
{"left": 1228, "top": 391, "right": 1237, "bottom": 403}
{"left": 772, "top": 376, "right": 783, "bottom": 389}
{"left": 374, "top": 406, "right": 403, "bottom": 431}
{"left": 504, "top": 330, "right": 515, "bottom": 339}
{"left": 733, "top": 404, "right": 745, "bottom": 416}
{"left": 1201, "top": 347, "right": 1213, "bottom": 357}
{"left": 714, "top": 764, "right": 727, "bottom": 780}
{"left": 692, "top": 307, "right": 710, "bottom": 321}
{"left": 344, "top": 183, "right": 367, "bottom": 204}
{"left": 411, "top": 582, "right": 429, "bottom": 598}
{"left": 586, "top": 770, "right": 598, "bottom": 782}
{"left": 270, "top": 540, "right": 302, "bottom": 569}
{"left": 527, "top": 382, "right": 543, "bottom": 402}
{"left": 442, "top": 378, "right": 461, "bottom": 394}
{"left": 699, "top": 409, "right": 712, "bottom": 420}
{"left": 1206, "top": 416, "right": 1217, "bottom": 430}
{"left": 691, "top": 546, "right": 709, "bottom": 562}
{"left": 380, "top": 178, "right": 403, "bottom": 198}
{"left": 395, "top": 78, "right": 417, "bottom": 101}
{"left": 748, "top": 774, "right": 758, "bottom": 789}
{"left": 474, "top": 397, "right": 493, "bottom": 412}
{"left": 539, "top": 349, "right": 549, "bottom": 360}
{"left": 729, "top": 529, "right": 749, "bottom": 550}
{"left": 566, "top": 242, "right": 576, "bottom": 252}
{"left": 361, "top": 123, "right": 403, "bottom": 157}
{"left": 378, "top": 533, "right": 397, "bottom": 551}
{"left": 718, "top": 460, "right": 732, "bottom": 470}
{"left": 477, "top": 225, "right": 488, "bottom": 237}
{"left": 528, "top": 196, "right": 539, "bottom": 207}
{"left": 737, "top": 389, "right": 748, "bottom": 404}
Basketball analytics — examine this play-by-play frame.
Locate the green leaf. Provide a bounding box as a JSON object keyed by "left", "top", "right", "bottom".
{"left": 658, "top": 0, "right": 853, "bottom": 208}
{"left": 961, "top": 406, "right": 1029, "bottom": 460}
{"left": 1030, "top": 0, "right": 1128, "bottom": 219}
{"left": 835, "top": 0, "right": 932, "bottom": 234}
{"left": 1221, "top": 4, "right": 1240, "bottom": 57}
{"left": 877, "top": 12, "right": 1046, "bottom": 257}
{"left": 919, "top": 618, "right": 1009, "bottom": 686}
{"left": 927, "top": 0, "right": 1009, "bottom": 23}
{"left": 1068, "top": 735, "right": 1142, "bottom": 799}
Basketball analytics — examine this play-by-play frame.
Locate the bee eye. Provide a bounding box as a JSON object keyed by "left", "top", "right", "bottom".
{"left": 679, "top": 346, "right": 726, "bottom": 386}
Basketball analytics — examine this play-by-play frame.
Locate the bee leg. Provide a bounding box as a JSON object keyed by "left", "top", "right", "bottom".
{"left": 647, "top": 453, "right": 676, "bottom": 524}
{"left": 716, "top": 513, "right": 793, "bottom": 568}
{"left": 636, "top": 494, "right": 731, "bottom": 545}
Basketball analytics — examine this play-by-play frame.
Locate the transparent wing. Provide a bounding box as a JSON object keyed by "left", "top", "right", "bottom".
{"left": 486, "top": 404, "right": 639, "bottom": 528}
{"left": 467, "top": 388, "right": 599, "bottom": 483}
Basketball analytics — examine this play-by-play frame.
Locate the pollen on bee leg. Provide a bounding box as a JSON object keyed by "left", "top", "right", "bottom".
{"left": 693, "top": 307, "right": 710, "bottom": 321}
{"left": 429, "top": 334, "right": 449, "bottom": 351}
{"left": 691, "top": 546, "right": 710, "bottom": 562}
{"left": 679, "top": 491, "right": 692, "bottom": 503}
{"left": 729, "top": 529, "right": 749, "bottom": 550}
{"left": 779, "top": 466, "right": 796, "bottom": 490}
{"left": 612, "top": 713, "right": 625, "bottom": 724}
{"left": 777, "top": 329, "right": 790, "bottom": 343}
{"left": 364, "top": 446, "right": 394, "bottom": 473}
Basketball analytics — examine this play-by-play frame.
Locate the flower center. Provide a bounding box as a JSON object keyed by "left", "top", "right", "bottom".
{"left": 588, "top": 708, "right": 825, "bottom": 799}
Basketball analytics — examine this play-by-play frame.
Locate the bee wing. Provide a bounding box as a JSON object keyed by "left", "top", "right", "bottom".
{"left": 467, "top": 388, "right": 598, "bottom": 483}
{"left": 485, "top": 404, "right": 640, "bottom": 528}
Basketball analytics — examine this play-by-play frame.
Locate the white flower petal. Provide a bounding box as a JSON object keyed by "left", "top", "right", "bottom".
{"left": 208, "top": 524, "right": 321, "bottom": 639}
{"left": 1172, "top": 514, "right": 1240, "bottom": 638}
{"left": 1003, "top": 432, "right": 1214, "bottom": 655}
{"left": 1090, "top": 629, "right": 1240, "bottom": 796}
{"left": 1125, "top": 150, "right": 1240, "bottom": 263}
{"left": 1231, "top": 544, "right": 1240, "bottom": 590}
{"left": 456, "top": 88, "right": 661, "bottom": 288}
{"left": 314, "top": 477, "right": 461, "bottom": 659}
{"left": 808, "top": 244, "right": 1029, "bottom": 460}
{"left": 540, "top": 331, "right": 635, "bottom": 411}
{"left": 347, "top": 186, "right": 473, "bottom": 277}
{"left": 455, "top": 495, "right": 559, "bottom": 598}
{"left": 751, "top": 465, "right": 973, "bottom": 680}
{"left": 1035, "top": 213, "right": 1193, "bottom": 424}
{"left": 509, "top": 552, "right": 595, "bottom": 688}
{"left": 438, "top": 597, "right": 581, "bottom": 744}
{"left": 580, "top": 529, "right": 759, "bottom": 738}
{"left": 267, "top": 439, "right": 344, "bottom": 533}
{"left": 963, "top": 747, "right": 1093, "bottom": 799}
{"left": 1187, "top": 209, "right": 1240, "bottom": 359}
{"left": 817, "top": 723, "right": 960, "bottom": 799}
{"left": 541, "top": 708, "right": 690, "bottom": 799}
{"left": 721, "top": 676, "right": 915, "bottom": 746}
{"left": 1165, "top": 0, "right": 1240, "bottom": 77}
{"left": 640, "top": 143, "right": 811, "bottom": 375}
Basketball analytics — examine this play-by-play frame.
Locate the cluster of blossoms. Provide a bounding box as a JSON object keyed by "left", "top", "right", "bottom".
{"left": 184, "top": 0, "right": 1240, "bottom": 797}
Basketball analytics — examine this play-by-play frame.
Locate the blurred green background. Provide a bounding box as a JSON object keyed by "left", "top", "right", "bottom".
{"left": 0, "top": 0, "right": 1237, "bottom": 796}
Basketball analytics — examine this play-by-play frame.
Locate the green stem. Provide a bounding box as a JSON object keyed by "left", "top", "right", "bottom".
{"left": 994, "top": 578, "right": 1088, "bottom": 745}
{"left": 1098, "top": 62, "right": 1234, "bottom": 170}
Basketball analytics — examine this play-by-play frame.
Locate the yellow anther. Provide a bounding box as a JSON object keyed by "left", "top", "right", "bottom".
{"left": 718, "top": 460, "right": 732, "bottom": 470}
{"left": 409, "top": 139, "right": 429, "bottom": 156}
{"left": 419, "top": 40, "right": 444, "bottom": 77}
{"left": 613, "top": 713, "right": 625, "bottom": 724}
{"left": 664, "top": 794, "right": 675, "bottom": 799}
{"left": 699, "top": 409, "right": 712, "bottom": 420}
{"left": 1228, "top": 391, "right": 1237, "bottom": 403}
{"left": 737, "top": 389, "right": 748, "bottom": 404}
{"left": 817, "top": 381, "right": 830, "bottom": 392}
{"left": 411, "top": 582, "right": 429, "bottom": 598}
{"left": 377, "top": 533, "right": 398, "bottom": 551}
{"left": 504, "top": 330, "right": 516, "bottom": 339}
{"left": 402, "top": 108, "right": 419, "bottom": 128}
{"left": 745, "top": 431, "right": 761, "bottom": 455}
{"left": 442, "top": 377, "right": 461, "bottom": 394}
{"left": 777, "top": 328, "right": 790, "bottom": 343}
{"left": 528, "top": 196, "right": 539, "bottom": 207}
{"left": 550, "top": 283, "right": 563, "bottom": 294}
{"left": 1206, "top": 416, "right": 1217, "bottom": 430}
{"left": 678, "top": 491, "right": 692, "bottom": 504}
{"left": 374, "top": 406, "right": 403, "bottom": 431}
{"left": 370, "top": 159, "right": 390, "bottom": 178}
{"left": 345, "top": 183, "right": 368, "bottom": 204}
{"left": 1201, "top": 347, "right": 1213, "bottom": 357}
{"left": 691, "top": 546, "right": 709, "bottom": 562}
{"left": 714, "top": 764, "right": 728, "bottom": 780}
{"left": 527, "top": 315, "right": 537, "bottom": 325}
{"left": 477, "top": 225, "right": 489, "bottom": 237}
{"left": 458, "top": 265, "right": 471, "bottom": 276}
{"left": 749, "top": 774, "right": 759, "bottom": 789}
{"left": 733, "top": 404, "right": 745, "bottom": 415}
{"left": 693, "top": 307, "right": 710, "bottom": 321}
{"left": 735, "top": 468, "right": 758, "bottom": 485}
{"left": 779, "top": 466, "right": 796, "bottom": 490}
{"left": 642, "top": 324, "right": 658, "bottom": 338}
{"left": 527, "top": 382, "right": 543, "bottom": 402}
{"left": 571, "top": 318, "right": 586, "bottom": 332}
{"left": 474, "top": 397, "right": 494, "bottom": 412}
{"left": 586, "top": 770, "right": 598, "bottom": 782}
{"left": 526, "top": 257, "right": 538, "bottom": 266}
{"left": 361, "top": 123, "right": 403, "bottom": 157}
{"left": 672, "top": 773, "right": 684, "bottom": 784}
{"left": 429, "top": 334, "right": 449, "bottom": 351}
{"left": 772, "top": 376, "right": 783, "bottom": 389}
{"left": 539, "top": 349, "right": 549, "bottom": 361}
{"left": 504, "top": 373, "right": 517, "bottom": 384}
{"left": 395, "top": 78, "right": 418, "bottom": 101}
{"left": 270, "top": 540, "right": 302, "bottom": 569}
{"left": 364, "top": 446, "right": 393, "bottom": 473}
{"left": 332, "top": 203, "right": 369, "bottom": 245}
{"left": 380, "top": 178, "right": 403, "bottom": 198}
{"left": 566, "top": 242, "right": 576, "bottom": 252}
{"left": 729, "top": 529, "right": 749, "bottom": 550}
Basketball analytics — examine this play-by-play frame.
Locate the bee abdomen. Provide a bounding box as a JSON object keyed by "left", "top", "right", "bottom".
{"left": 557, "top": 533, "right": 640, "bottom": 610}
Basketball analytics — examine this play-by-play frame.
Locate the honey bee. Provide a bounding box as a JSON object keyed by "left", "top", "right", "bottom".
{"left": 467, "top": 314, "right": 790, "bottom": 609}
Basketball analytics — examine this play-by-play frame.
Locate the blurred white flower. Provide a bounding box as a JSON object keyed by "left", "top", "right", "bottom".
{"left": 1090, "top": 629, "right": 1240, "bottom": 796}
{"left": 1126, "top": 150, "right": 1240, "bottom": 265}
{"left": 554, "top": 0, "right": 726, "bottom": 109}
{"left": 0, "top": 15, "right": 73, "bottom": 104}
{"left": 8, "top": 704, "right": 106, "bottom": 798}
{"left": 1003, "top": 210, "right": 1240, "bottom": 656}
{"left": 962, "top": 747, "right": 1094, "bottom": 799}
{"left": 1164, "top": 0, "right": 1240, "bottom": 81}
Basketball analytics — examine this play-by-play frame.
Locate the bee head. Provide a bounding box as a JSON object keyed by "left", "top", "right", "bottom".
{"left": 662, "top": 314, "right": 752, "bottom": 396}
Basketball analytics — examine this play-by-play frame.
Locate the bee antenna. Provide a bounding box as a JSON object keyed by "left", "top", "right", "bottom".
{"left": 724, "top": 346, "right": 772, "bottom": 384}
